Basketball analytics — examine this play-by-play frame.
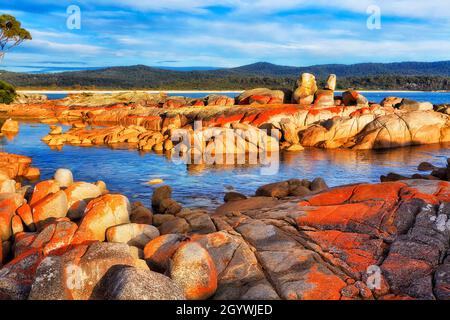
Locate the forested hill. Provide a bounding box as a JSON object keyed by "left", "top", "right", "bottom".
{"left": 1, "top": 61, "right": 450, "bottom": 91}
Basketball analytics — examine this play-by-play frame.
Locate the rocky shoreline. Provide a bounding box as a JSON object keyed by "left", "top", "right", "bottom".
{"left": 1, "top": 73, "right": 450, "bottom": 156}
{"left": 0, "top": 151, "right": 449, "bottom": 300}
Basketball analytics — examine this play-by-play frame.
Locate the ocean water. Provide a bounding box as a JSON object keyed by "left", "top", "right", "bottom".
{"left": 1, "top": 122, "right": 449, "bottom": 208}
{"left": 46, "top": 91, "right": 450, "bottom": 105}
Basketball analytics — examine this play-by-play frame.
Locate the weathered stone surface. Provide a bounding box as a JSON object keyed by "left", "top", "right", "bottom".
{"left": 293, "top": 73, "right": 317, "bottom": 105}
{"left": 31, "top": 191, "right": 68, "bottom": 229}
{"left": 144, "top": 234, "right": 188, "bottom": 273}
{"left": 93, "top": 265, "right": 185, "bottom": 300}
{"left": 1, "top": 119, "right": 19, "bottom": 133}
{"left": 170, "top": 242, "right": 218, "bottom": 300}
{"left": 224, "top": 191, "right": 247, "bottom": 203}
{"left": 130, "top": 203, "right": 153, "bottom": 224}
{"left": 54, "top": 168, "right": 74, "bottom": 188}
{"left": 398, "top": 99, "right": 433, "bottom": 112}
{"left": 71, "top": 194, "right": 130, "bottom": 244}
{"left": 28, "top": 242, "right": 137, "bottom": 300}
{"left": 211, "top": 179, "right": 450, "bottom": 300}
{"left": 106, "top": 223, "right": 159, "bottom": 248}
{"left": 237, "top": 88, "right": 285, "bottom": 105}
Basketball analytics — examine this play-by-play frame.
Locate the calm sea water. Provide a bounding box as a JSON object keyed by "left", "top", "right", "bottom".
{"left": 46, "top": 91, "right": 450, "bottom": 105}
{"left": 2, "top": 91, "right": 449, "bottom": 208}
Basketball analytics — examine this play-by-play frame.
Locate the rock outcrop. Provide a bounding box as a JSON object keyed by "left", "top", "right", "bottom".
{"left": 0, "top": 153, "right": 449, "bottom": 300}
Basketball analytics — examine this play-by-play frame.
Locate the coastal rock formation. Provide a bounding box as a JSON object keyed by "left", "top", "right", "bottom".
{"left": 237, "top": 88, "right": 285, "bottom": 105}
{"left": 0, "top": 119, "right": 19, "bottom": 133}
{"left": 292, "top": 73, "right": 317, "bottom": 105}
{"left": 0, "top": 153, "right": 449, "bottom": 300}
{"left": 0, "top": 153, "right": 40, "bottom": 181}
{"left": 381, "top": 158, "right": 450, "bottom": 182}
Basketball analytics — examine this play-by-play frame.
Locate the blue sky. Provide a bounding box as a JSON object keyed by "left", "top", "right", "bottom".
{"left": 1, "top": 0, "right": 450, "bottom": 72}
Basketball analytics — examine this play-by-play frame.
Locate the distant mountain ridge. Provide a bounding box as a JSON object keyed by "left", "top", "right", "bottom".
{"left": 1, "top": 60, "right": 450, "bottom": 90}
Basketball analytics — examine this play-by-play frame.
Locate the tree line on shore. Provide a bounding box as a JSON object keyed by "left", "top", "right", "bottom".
{"left": 1, "top": 70, "right": 450, "bottom": 91}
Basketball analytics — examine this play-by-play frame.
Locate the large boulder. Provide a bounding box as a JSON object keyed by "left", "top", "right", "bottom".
{"left": 397, "top": 99, "right": 433, "bottom": 112}
{"left": 92, "top": 265, "right": 185, "bottom": 300}
{"left": 352, "top": 111, "right": 450, "bottom": 150}
{"left": 71, "top": 194, "right": 130, "bottom": 245}
{"left": 106, "top": 223, "right": 159, "bottom": 248}
{"left": 292, "top": 73, "right": 318, "bottom": 105}
{"left": 0, "top": 194, "right": 24, "bottom": 241}
{"left": 64, "top": 182, "right": 102, "bottom": 212}
{"left": 28, "top": 242, "right": 138, "bottom": 300}
{"left": 326, "top": 74, "right": 337, "bottom": 91}
{"left": 237, "top": 88, "right": 285, "bottom": 105}
{"left": 342, "top": 90, "right": 368, "bottom": 107}
{"left": 31, "top": 190, "right": 68, "bottom": 229}
{"left": 29, "top": 180, "right": 60, "bottom": 207}
{"left": 170, "top": 242, "right": 218, "bottom": 300}
{"left": 313, "top": 89, "right": 334, "bottom": 109}
{"left": 0, "top": 119, "right": 19, "bottom": 133}
{"left": 143, "top": 234, "right": 188, "bottom": 272}
{"left": 205, "top": 95, "right": 235, "bottom": 106}
{"left": 54, "top": 168, "right": 74, "bottom": 188}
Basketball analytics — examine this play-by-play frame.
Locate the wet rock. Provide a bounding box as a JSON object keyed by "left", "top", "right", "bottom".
{"left": 255, "top": 181, "right": 290, "bottom": 198}
{"left": 170, "top": 242, "right": 218, "bottom": 300}
{"left": 158, "top": 198, "right": 182, "bottom": 215}
{"left": 183, "top": 211, "right": 216, "bottom": 235}
{"left": 224, "top": 192, "right": 247, "bottom": 203}
{"left": 130, "top": 203, "right": 153, "bottom": 225}
{"left": 310, "top": 177, "right": 329, "bottom": 192}
{"left": 151, "top": 185, "right": 172, "bottom": 211}
{"left": 215, "top": 196, "right": 280, "bottom": 215}
{"left": 159, "top": 217, "right": 190, "bottom": 235}
{"left": 93, "top": 265, "right": 185, "bottom": 300}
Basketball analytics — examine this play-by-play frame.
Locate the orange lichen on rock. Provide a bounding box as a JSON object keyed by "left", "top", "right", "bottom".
{"left": 299, "top": 265, "right": 346, "bottom": 300}
{"left": 305, "top": 230, "right": 385, "bottom": 275}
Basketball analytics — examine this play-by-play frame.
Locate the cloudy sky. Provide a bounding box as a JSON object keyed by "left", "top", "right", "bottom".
{"left": 1, "top": 0, "right": 450, "bottom": 72}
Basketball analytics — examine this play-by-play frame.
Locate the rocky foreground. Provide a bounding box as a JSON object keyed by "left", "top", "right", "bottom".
{"left": 0, "top": 152, "right": 449, "bottom": 300}
{"left": 1, "top": 73, "right": 450, "bottom": 154}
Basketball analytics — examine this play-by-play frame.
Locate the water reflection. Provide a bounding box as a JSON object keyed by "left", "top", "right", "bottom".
{"left": 1, "top": 122, "right": 449, "bottom": 208}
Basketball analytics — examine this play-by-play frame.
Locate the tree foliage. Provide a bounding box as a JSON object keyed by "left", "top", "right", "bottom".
{"left": 0, "top": 79, "right": 16, "bottom": 104}
{"left": 0, "top": 14, "right": 32, "bottom": 59}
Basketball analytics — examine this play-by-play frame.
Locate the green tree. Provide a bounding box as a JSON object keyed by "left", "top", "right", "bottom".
{"left": 0, "top": 14, "right": 32, "bottom": 59}
{"left": 0, "top": 79, "right": 16, "bottom": 104}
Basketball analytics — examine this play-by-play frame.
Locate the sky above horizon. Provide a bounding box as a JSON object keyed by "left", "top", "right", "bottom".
{"left": 1, "top": 0, "right": 450, "bottom": 72}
